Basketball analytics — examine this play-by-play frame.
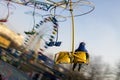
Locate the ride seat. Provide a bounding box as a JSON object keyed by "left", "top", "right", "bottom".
{"left": 73, "top": 51, "right": 87, "bottom": 64}
{"left": 54, "top": 51, "right": 71, "bottom": 64}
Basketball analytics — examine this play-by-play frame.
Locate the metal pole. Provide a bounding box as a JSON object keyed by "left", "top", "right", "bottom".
{"left": 69, "top": 0, "right": 75, "bottom": 56}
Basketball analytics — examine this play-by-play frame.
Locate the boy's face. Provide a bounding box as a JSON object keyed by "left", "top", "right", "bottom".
{"left": 81, "top": 42, "right": 85, "bottom": 46}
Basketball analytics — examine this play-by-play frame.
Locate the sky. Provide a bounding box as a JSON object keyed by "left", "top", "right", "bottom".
{"left": 1, "top": 0, "right": 120, "bottom": 66}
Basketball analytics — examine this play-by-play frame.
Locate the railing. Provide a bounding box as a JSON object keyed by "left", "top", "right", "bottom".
{"left": 0, "top": 60, "right": 31, "bottom": 80}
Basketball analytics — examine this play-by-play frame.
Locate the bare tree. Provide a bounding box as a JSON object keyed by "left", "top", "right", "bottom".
{"left": 115, "top": 60, "right": 120, "bottom": 80}
{"left": 65, "top": 71, "right": 88, "bottom": 80}
{"left": 102, "top": 64, "right": 115, "bottom": 80}
{"left": 81, "top": 56, "right": 113, "bottom": 80}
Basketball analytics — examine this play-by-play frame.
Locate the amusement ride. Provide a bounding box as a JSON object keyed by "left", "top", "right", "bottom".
{"left": 0, "top": 0, "right": 95, "bottom": 68}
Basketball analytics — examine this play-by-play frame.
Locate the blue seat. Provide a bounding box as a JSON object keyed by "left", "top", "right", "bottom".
{"left": 54, "top": 42, "right": 61, "bottom": 46}
{"left": 45, "top": 42, "right": 54, "bottom": 46}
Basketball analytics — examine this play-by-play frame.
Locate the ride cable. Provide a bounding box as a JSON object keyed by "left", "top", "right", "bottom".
{"left": 0, "top": 0, "right": 10, "bottom": 22}
{"left": 24, "top": 1, "right": 36, "bottom": 35}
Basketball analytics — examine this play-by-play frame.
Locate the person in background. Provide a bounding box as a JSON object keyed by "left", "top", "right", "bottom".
{"left": 0, "top": 74, "right": 4, "bottom": 80}
{"left": 0, "top": 48, "right": 2, "bottom": 54}
{"left": 72, "top": 42, "right": 89, "bottom": 71}
{"left": 32, "top": 73, "right": 40, "bottom": 80}
{"left": 0, "top": 50, "right": 7, "bottom": 62}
